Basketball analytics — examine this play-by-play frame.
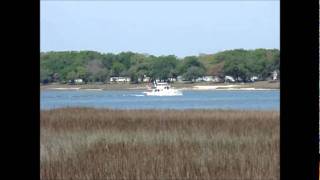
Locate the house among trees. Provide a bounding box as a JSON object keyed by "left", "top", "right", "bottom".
{"left": 168, "top": 77, "right": 177, "bottom": 82}
{"left": 224, "top": 76, "right": 235, "bottom": 83}
{"left": 195, "top": 76, "right": 220, "bottom": 82}
{"left": 177, "top": 76, "right": 184, "bottom": 82}
{"left": 40, "top": 49, "right": 279, "bottom": 85}
{"left": 203, "top": 76, "right": 214, "bottom": 82}
{"left": 250, "top": 76, "right": 259, "bottom": 82}
{"left": 144, "top": 77, "right": 151, "bottom": 82}
{"left": 74, "top": 79, "right": 84, "bottom": 84}
{"left": 138, "top": 76, "right": 151, "bottom": 83}
{"left": 203, "top": 76, "right": 222, "bottom": 82}
{"left": 110, "top": 77, "right": 131, "bottom": 83}
{"left": 195, "top": 77, "right": 204, "bottom": 82}
{"left": 272, "top": 71, "right": 278, "bottom": 80}
{"left": 194, "top": 76, "right": 223, "bottom": 83}
{"left": 213, "top": 76, "right": 223, "bottom": 83}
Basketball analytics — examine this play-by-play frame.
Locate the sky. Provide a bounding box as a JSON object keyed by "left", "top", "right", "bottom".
{"left": 40, "top": 1, "right": 279, "bottom": 58}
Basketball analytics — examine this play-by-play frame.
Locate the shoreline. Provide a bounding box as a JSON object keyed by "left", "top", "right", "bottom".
{"left": 41, "top": 81, "right": 279, "bottom": 91}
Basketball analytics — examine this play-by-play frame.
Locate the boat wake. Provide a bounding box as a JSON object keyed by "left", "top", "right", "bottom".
{"left": 122, "top": 94, "right": 145, "bottom": 97}
{"left": 143, "top": 93, "right": 183, "bottom": 97}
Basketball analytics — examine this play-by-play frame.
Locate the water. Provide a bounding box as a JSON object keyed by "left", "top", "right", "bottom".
{"left": 41, "top": 90, "right": 279, "bottom": 111}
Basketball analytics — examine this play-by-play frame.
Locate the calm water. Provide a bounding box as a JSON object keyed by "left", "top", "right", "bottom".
{"left": 41, "top": 90, "right": 279, "bottom": 110}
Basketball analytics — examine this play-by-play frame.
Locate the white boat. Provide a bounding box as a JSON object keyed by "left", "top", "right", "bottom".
{"left": 143, "top": 82, "right": 182, "bottom": 96}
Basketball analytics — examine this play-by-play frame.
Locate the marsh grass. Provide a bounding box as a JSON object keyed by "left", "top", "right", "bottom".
{"left": 41, "top": 108, "right": 279, "bottom": 180}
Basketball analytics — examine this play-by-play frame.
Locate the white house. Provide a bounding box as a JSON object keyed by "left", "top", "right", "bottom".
{"left": 177, "top": 76, "right": 184, "bottom": 82}
{"left": 110, "top": 77, "right": 131, "bottom": 83}
{"left": 202, "top": 76, "right": 221, "bottom": 82}
{"left": 212, "top": 76, "right": 222, "bottom": 83}
{"left": 143, "top": 77, "right": 151, "bottom": 82}
{"left": 74, "top": 78, "right": 83, "bottom": 84}
{"left": 119, "top": 77, "right": 130, "bottom": 82}
{"left": 195, "top": 77, "right": 204, "bottom": 82}
{"left": 250, "top": 76, "right": 259, "bottom": 82}
{"left": 272, "top": 71, "right": 278, "bottom": 80}
{"left": 110, "top": 77, "right": 116, "bottom": 82}
{"left": 195, "top": 76, "right": 216, "bottom": 82}
{"left": 204, "top": 76, "right": 213, "bottom": 82}
{"left": 138, "top": 75, "right": 151, "bottom": 83}
{"left": 168, "top": 77, "right": 177, "bottom": 82}
{"left": 224, "top": 76, "right": 235, "bottom": 82}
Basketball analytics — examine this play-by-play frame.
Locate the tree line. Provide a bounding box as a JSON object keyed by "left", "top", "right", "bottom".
{"left": 40, "top": 49, "right": 279, "bottom": 84}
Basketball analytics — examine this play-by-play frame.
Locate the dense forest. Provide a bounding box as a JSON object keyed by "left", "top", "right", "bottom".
{"left": 40, "top": 49, "right": 279, "bottom": 84}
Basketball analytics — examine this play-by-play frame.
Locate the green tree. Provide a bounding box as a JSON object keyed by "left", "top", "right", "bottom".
{"left": 66, "top": 71, "right": 77, "bottom": 80}
{"left": 150, "top": 55, "right": 178, "bottom": 81}
{"left": 40, "top": 49, "right": 279, "bottom": 84}
{"left": 128, "top": 66, "right": 139, "bottom": 83}
{"left": 223, "top": 60, "right": 251, "bottom": 82}
{"left": 117, "top": 51, "right": 135, "bottom": 69}
{"left": 179, "top": 56, "right": 206, "bottom": 82}
{"left": 75, "top": 66, "right": 89, "bottom": 81}
{"left": 179, "top": 56, "right": 205, "bottom": 74}
{"left": 40, "top": 68, "right": 52, "bottom": 84}
{"left": 183, "top": 66, "right": 206, "bottom": 82}
{"left": 111, "top": 62, "right": 126, "bottom": 76}
{"left": 93, "top": 69, "right": 110, "bottom": 82}
{"left": 101, "top": 53, "right": 116, "bottom": 69}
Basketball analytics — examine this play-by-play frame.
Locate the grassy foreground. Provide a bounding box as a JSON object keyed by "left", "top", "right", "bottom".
{"left": 41, "top": 108, "right": 279, "bottom": 180}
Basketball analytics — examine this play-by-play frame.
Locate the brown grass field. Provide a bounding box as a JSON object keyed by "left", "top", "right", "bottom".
{"left": 40, "top": 108, "right": 279, "bottom": 180}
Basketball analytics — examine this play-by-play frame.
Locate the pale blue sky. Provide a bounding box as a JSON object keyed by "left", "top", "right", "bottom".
{"left": 40, "top": 1, "right": 279, "bottom": 58}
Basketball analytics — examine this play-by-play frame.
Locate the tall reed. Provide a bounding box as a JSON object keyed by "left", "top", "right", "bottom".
{"left": 41, "top": 108, "right": 279, "bottom": 180}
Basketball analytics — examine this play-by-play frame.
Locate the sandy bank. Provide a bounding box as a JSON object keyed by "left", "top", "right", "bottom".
{"left": 176, "top": 85, "right": 278, "bottom": 91}
{"left": 48, "top": 87, "right": 81, "bottom": 90}
{"left": 41, "top": 81, "right": 279, "bottom": 91}
{"left": 192, "top": 85, "right": 239, "bottom": 90}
